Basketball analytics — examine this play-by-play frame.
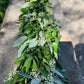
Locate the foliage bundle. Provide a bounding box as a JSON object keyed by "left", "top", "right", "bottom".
{"left": 4, "top": 0, "right": 69, "bottom": 84}
{"left": 0, "top": 0, "right": 9, "bottom": 28}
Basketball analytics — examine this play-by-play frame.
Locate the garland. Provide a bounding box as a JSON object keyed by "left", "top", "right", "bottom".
{"left": 4, "top": 0, "right": 69, "bottom": 84}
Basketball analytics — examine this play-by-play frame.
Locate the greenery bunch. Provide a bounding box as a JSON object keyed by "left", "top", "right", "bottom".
{"left": 4, "top": 0, "right": 69, "bottom": 84}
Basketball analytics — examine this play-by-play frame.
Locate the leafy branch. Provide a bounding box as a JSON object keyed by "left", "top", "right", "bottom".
{"left": 4, "top": 0, "right": 70, "bottom": 84}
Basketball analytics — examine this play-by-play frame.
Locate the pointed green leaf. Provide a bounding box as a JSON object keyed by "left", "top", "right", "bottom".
{"left": 51, "top": 68, "right": 64, "bottom": 78}
{"left": 40, "top": 22, "right": 43, "bottom": 29}
{"left": 54, "top": 52, "right": 58, "bottom": 60}
{"left": 53, "top": 42, "right": 58, "bottom": 53}
{"left": 43, "top": 58, "right": 49, "bottom": 65}
{"left": 24, "top": 57, "right": 32, "bottom": 72}
{"left": 21, "top": 2, "right": 29, "bottom": 9}
{"left": 12, "top": 73, "right": 18, "bottom": 84}
{"left": 40, "top": 40, "right": 46, "bottom": 46}
{"left": 14, "top": 56, "right": 24, "bottom": 64}
{"left": 40, "top": 67, "right": 48, "bottom": 78}
{"left": 24, "top": 13, "right": 32, "bottom": 18}
{"left": 29, "top": 40, "right": 38, "bottom": 48}
{"left": 13, "top": 36, "right": 28, "bottom": 47}
{"left": 37, "top": 18, "right": 43, "bottom": 29}
{"left": 32, "top": 59, "right": 37, "bottom": 69}
{"left": 49, "top": 45, "right": 53, "bottom": 54}
{"left": 18, "top": 72, "right": 33, "bottom": 79}
{"left": 45, "top": 2, "right": 51, "bottom": 6}
{"left": 26, "top": 60, "right": 32, "bottom": 73}
{"left": 18, "top": 44, "right": 27, "bottom": 57}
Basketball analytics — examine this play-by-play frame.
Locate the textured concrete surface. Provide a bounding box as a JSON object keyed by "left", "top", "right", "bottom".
{"left": 59, "top": 0, "right": 84, "bottom": 45}
{"left": 59, "top": 0, "right": 84, "bottom": 84}
{"left": 60, "top": 42, "right": 84, "bottom": 84}
{"left": 0, "top": 0, "right": 24, "bottom": 84}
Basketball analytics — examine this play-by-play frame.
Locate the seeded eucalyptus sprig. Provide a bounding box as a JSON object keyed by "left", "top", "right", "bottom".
{"left": 4, "top": 0, "right": 70, "bottom": 84}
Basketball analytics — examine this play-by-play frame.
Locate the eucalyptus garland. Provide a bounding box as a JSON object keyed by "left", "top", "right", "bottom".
{"left": 4, "top": 0, "right": 69, "bottom": 84}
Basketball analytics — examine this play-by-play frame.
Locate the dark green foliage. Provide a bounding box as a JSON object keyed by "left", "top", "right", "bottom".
{"left": 4, "top": 0, "right": 70, "bottom": 84}
{"left": 0, "top": 0, "right": 9, "bottom": 28}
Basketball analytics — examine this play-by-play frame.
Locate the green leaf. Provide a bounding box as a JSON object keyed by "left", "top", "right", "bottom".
{"left": 40, "top": 22, "right": 43, "bottom": 29}
{"left": 29, "top": 37, "right": 37, "bottom": 43}
{"left": 18, "top": 72, "right": 33, "bottom": 79}
{"left": 21, "top": 2, "right": 29, "bottom": 9}
{"left": 43, "top": 58, "right": 49, "bottom": 65}
{"left": 37, "top": 18, "right": 43, "bottom": 29}
{"left": 18, "top": 44, "right": 27, "bottom": 57}
{"left": 53, "top": 43, "right": 57, "bottom": 53}
{"left": 38, "top": 49, "right": 43, "bottom": 59}
{"left": 55, "top": 22, "right": 60, "bottom": 26}
{"left": 55, "top": 37, "right": 59, "bottom": 44}
{"left": 52, "top": 30, "right": 57, "bottom": 37}
{"left": 49, "top": 44, "right": 53, "bottom": 54}
{"left": 21, "top": 2, "right": 29, "bottom": 12}
{"left": 37, "top": 18, "right": 41, "bottom": 22}
{"left": 53, "top": 42, "right": 58, "bottom": 59}
{"left": 24, "top": 13, "right": 32, "bottom": 18}
{"left": 32, "top": 59, "right": 37, "bottom": 69}
{"left": 14, "top": 56, "right": 24, "bottom": 64}
{"left": 24, "top": 57, "right": 32, "bottom": 72}
{"left": 13, "top": 36, "right": 28, "bottom": 47}
{"left": 51, "top": 68, "right": 64, "bottom": 78}
{"left": 45, "top": 55, "right": 51, "bottom": 61}
{"left": 40, "top": 40, "right": 46, "bottom": 46}
{"left": 43, "top": 63, "right": 50, "bottom": 72}
{"left": 40, "top": 67, "right": 48, "bottom": 78}
{"left": 53, "top": 43, "right": 58, "bottom": 59}
{"left": 45, "top": 2, "right": 51, "bottom": 6}
{"left": 30, "top": 78, "right": 41, "bottom": 84}
{"left": 29, "top": 40, "right": 38, "bottom": 48}
{"left": 54, "top": 52, "right": 58, "bottom": 60}
{"left": 12, "top": 73, "right": 18, "bottom": 84}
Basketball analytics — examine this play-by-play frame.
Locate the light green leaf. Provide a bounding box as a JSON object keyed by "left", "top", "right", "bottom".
{"left": 14, "top": 56, "right": 24, "bottom": 64}
{"left": 30, "top": 78, "right": 41, "bottom": 84}
{"left": 29, "top": 40, "right": 38, "bottom": 48}
{"left": 53, "top": 43, "right": 58, "bottom": 53}
{"left": 32, "top": 59, "right": 37, "bottom": 69}
{"left": 29, "top": 37, "right": 37, "bottom": 43}
{"left": 24, "top": 13, "right": 32, "bottom": 18}
{"left": 52, "top": 30, "right": 57, "bottom": 37}
{"left": 45, "top": 2, "right": 51, "bottom": 6}
{"left": 54, "top": 52, "right": 58, "bottom": 60}
{"left": 37, "top": 18, "right": 41, "bottom": 22}
{"left": 53, "top": 42, "right": 58, "bottom": 59}
{"left": 21, "top": 2, "right": 29, "bottom": 9}
{"left": 40, "top": 22, "right": 43, "bottom": 29}
{"left": 37, "top": 18, "right": 43, "bottom": 29}
{"left": 24, "top": 57, "right": 32, "bottom": 72}
{"left": 18, "top": 72, "right": 33, "bottom": 79}
{"left": 18, "top": 44, "right": 27, "bottom": 57}
{"left": 43, "top": 63, "right": 50, "bottom": 72}
{"left": 48, "top": 44, "right": 53, "bottom": 54}
{"left": 40, "top": 40, "right": 46, "bottom": 46}
{"left": 43, "top": 58, "right": 49, "bottom": 65}
{"left": 13, "top": 36, "right": 28, "bottom": 47}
